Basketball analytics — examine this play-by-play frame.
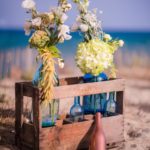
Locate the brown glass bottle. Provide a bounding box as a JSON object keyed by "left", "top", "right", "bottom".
{"left": 89, "top": 113, "right": 106, "bottom": 150}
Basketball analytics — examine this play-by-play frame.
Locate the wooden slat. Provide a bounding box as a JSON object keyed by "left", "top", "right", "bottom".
{"left": 23, "top": 84, "right": 35, "bottom": 97}
{"left": 116, "top": 91, "right": 124, "bottom": 114}
{"left": 21, "top": 123, "right": 35, "bottom": 145}
{"left": 39, "top": 115, "right": 124, "bottom": 150}
{"left": 32, "top": 88, "right": 40, "bottom": 150}
{"left": 54, "top": 79, "right": 125, "bottom": 99}
{"left": 15, "top": 83, "right": 24, "bottom": 148}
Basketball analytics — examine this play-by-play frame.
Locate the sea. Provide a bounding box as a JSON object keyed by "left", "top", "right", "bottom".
{"left": 0, "top": 29, "right": 150, "bottom": 78}
{"left": 0, "top": 29, "right": 150, "bottom": 52}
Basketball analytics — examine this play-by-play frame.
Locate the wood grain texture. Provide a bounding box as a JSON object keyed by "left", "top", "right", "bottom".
{"left": 54, "top": 79, "right": 125, "bottom": 99}
{"left": 15, "top": 83, "right": 23, "bottom": 148}
{"left": 21, "top": 123, "right": 35, "bottom": 145}
{"left": 59, "top": 76, "right": 83, "bottom": 85}
{"left": 39, "top": 115, "right": 124, "bottom": 150}
{"left": 116, "top": 91, "right": 124, "bottom": 114}
{"left": 32, "top": 88, "right": 40, "bottom": 150}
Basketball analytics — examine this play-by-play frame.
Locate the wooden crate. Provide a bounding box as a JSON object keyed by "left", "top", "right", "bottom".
{"left": 15, "top": 77, "right": 125, "bottom": 150}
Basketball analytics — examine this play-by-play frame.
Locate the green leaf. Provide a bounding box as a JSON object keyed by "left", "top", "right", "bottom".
{"left": 47, "top": 46, "right": 61, "bottom": 58}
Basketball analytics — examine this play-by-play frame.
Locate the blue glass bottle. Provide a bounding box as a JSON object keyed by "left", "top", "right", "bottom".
{"left": 70, "top": 96, "right": 84, "bottom": 122}
{"left": 83, "top": 72, "right": 108, "bottom": 115}
{"left": 106, "top": 92, "right": 116, "bottom": 116}
{"left": 32, "top": 63, "right": 43, "bottom": 86}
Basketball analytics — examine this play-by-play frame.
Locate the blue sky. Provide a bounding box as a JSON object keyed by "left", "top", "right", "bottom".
{"left": 0, "top": 0, "right": 150, "bottom": 31}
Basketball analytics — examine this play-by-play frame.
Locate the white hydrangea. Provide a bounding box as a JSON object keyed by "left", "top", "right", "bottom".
{"left": 22, "top": 0, "right": 36, "bottom": 10}
{"left": 76, "top": 39, "right": 115, "bottom": 75}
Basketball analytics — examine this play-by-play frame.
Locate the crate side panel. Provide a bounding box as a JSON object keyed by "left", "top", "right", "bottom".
{"left": 39, "top": 115, "right": 124, "bottom": 150}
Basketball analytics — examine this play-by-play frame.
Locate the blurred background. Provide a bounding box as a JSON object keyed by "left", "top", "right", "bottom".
{"left": 0, "top": 0, "right": 150, "bottom": 149}
{"left": 0, "top": 0, "right": 150, "bottom": 79}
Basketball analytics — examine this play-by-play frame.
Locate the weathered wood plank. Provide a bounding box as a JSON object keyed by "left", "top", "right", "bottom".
{"left": 54, "top": 79, "right": 125, "bottom": 99}
{"left": 15, "top": 83, "right": 23, "bottom": 148}
{"left": 32, "top": 88, "right": 40, "bottom": 150}
{"left": 39, "top": 115, "right": 124, "bottom": 150}
{"left": 116, "top": 91, "right": 124, "bottom": 114}
{"left": 21, "top": 123, "right": 35, "bottom": 145}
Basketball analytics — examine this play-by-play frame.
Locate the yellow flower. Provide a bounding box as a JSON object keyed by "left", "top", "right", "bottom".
{"left": 29, "top": 30, "right": 49, "bottom": 48}
{"left": 47, "top": 13, "right": 55, "bottom": 23}
{"left": 39, "top": 13, "right": 51, "bottom": 27}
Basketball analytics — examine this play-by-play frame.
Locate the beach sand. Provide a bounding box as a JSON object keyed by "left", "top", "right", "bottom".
{"left": 0, "top": 69, "right": 150, "bottom": 150}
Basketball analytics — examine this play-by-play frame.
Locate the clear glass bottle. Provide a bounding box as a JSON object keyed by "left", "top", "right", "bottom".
{"left": 31, "top": 64, "right": 59, "bottom": 127}
{"left": 70, "top": 96, "right": 84, "bottom": 122}
{"left": 41, "top": 99, "right": 59, "bottom": 127}
{"left": 106, "top": 92, "right": 116, "bottom": 116}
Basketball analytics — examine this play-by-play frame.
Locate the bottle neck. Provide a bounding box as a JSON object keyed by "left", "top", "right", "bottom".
{"left": 95, "top": 113, "right": 103, "bottom": 130}
{"left": 74, "top": 96, "right": 80, "bottom": 105}
{"left": 109, "top": 92, "right": 115, "bottom": 101}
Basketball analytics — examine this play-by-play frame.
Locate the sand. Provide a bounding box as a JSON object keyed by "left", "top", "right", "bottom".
{"left": 0, "top": 76, "right": 150, "bottom": 150}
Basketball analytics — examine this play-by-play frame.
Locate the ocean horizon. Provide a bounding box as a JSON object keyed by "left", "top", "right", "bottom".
{"left": 0, "top": 29, "right": 150, "bottom": 53}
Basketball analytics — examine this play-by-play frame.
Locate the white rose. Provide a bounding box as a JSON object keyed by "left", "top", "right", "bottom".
{"left": 31, "top": 17, "right": 41, "bottom": 27}
{"left": 64, "top": 34, "right": 72, "bottom": 40}
{"left": 119, "top": 40, "right": 124, "bottom": 47}
{"left": 59, "top": 36, "right": 65, "bottom": 43}
{"left": 22, "top": 0, "right": 36, "bottom": 10}
{"left": 58, "top": 25, "right": 72, "bottom": 42}
{"left": 90, "top": 22, "right": 96, "bottom": 27}
{"left": 58, "top": 25, "right": 70, "bottom": 36}
{"left": 71, "top": 23, "right": 79, "bottom": 32}
{"left": 66, "top": 3, "right": 72, "bottom": 10}
{"left": 24, "top": 21, "right": 32, "bottom": 35}
{"left": 104, "top": 34, "right": 112, "bottom": 41}
{"left": 79, "top": 24, "right": 88, "bottom": 32}
{"left": 60, "top": 13, "right": 68, "bottom": 23}
{"left": 58, "top": 58, "right": 64, "bottom": 68}
{"left": 76, "top": 16, "right": 82, "bottom": 23}
{"left": 62, "top": 3, "right": 72, "bottom": 12}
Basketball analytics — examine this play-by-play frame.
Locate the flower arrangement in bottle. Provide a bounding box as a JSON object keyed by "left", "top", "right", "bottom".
{"left": 72, "top": 0, "right": 124, "bottom": 77}
{"left": 22, "top": 0, "right": 72, "bottom": 104}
